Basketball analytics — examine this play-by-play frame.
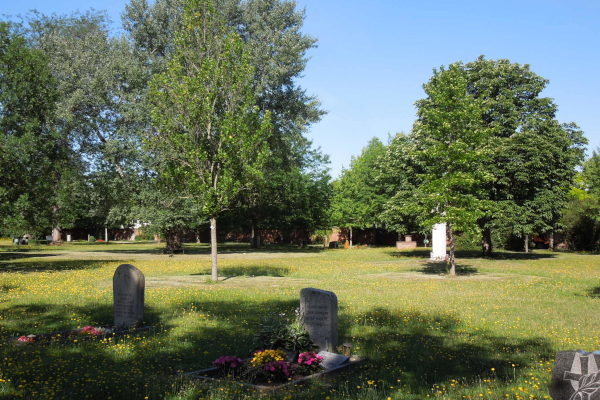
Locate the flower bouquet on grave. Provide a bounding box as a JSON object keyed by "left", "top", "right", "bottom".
{"left": 242, "top": 349, "right": 297, "bottom": 384}
{"left": 17, "top": 335, "right": 36, "bottom": 343}
{"left": 79, "top": 326, "right": 115, "bottom": 337}
{"left": 297, "top": 351, "right": 324, "bottom": 374}
{"left": 212, "top": 356, "right": 244, "bottom": 379}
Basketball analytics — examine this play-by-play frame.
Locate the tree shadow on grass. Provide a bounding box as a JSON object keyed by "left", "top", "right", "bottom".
{"left": 0, "top": 252, "right": 57, "bottom": 262}
{"left": 0, "top": 297, "right": 300, "bottom": 398}
{"left": 585, "top": 286, "right": 600, "bottom": 299}
{"left": 346, "top": 307, "right": 554, "bottom": 397}
{"left": 0, "top": 259, "right": 111, "bottom": 273}
{"left": 411, "top": 262, "right": 479, "bottom": 276}
{"left": 389, "top": 249, "right": 558, "bottom": 260}
{"left": 191, "top": 265, "right": 290, "bottom": 278}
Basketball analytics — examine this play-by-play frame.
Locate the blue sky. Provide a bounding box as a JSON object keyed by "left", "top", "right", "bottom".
{"left": 3, "top": 0, "right": 599, "bottom": 178}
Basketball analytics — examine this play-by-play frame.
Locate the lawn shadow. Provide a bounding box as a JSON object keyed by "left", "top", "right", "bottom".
{"left": 411, "top": 262, "right": 479, "bottom": 276}
{"left": 586, "top": 286, "right": 600, "bottom": 299}
{"left": 0, "top": 252, "right": 57, "bottom": 262}
{"left": 389, "top": 249, "right": 558, "bottom": 260}
{"left": 347, "top": 307, "right": 553, "bottom": 396}
{"left": 0, "top": 297, "right": 300, "bottom": 398}
{"left": 0, "top": 259, "right": 111, "bottom": 273}
{"left": 191, "top": 265, "right": 290, "bottom": 277}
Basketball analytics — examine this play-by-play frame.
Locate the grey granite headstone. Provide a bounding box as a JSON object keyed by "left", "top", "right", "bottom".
{"left": 300, "top": 288, "right": 338, "bottom": 351}
{"left": 113, "top": 264, "right": 145, "bottom": 327}
{"left": 318, "top": 351, "right": 348, "bottom": 370}
{"left": 550, "top": 350, "right": 600, "bottom": 399}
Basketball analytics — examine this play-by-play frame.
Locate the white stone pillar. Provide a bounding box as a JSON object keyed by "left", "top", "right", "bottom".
{"left": 67, "top": 234, "right": 72, "bottom": 242}
{"left": 105, "top": 227, "right": 108, "bottom": 242}
{"left": 430, "top": 223, "right": 447, "bottom": 261}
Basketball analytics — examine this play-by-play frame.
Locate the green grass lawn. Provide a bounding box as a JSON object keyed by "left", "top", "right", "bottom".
{"left": 0, "top": 239, "right": 598, "bottom": 399}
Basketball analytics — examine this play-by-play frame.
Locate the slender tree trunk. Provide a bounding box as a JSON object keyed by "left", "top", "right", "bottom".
{"left": 211, "top": 217, "right": 218, "bottom": 281}
{"left": 448, "top": 223, "right": 456, "bottom": 276}
{"left": 549, "top": 232, "right": 554, "bottom": 251}
{"left": 478, "top": 218, "right": 493, "bottom": 256}
{"left": 250, "top": 215, "right": 258, "bottom": 248}
{"left": 323, "top": 229, "right": 327, "bottom": 249}
{"left": 525, "top": 235, "right": 529, "bottom": 253}
{"left": 350, "top": 227, "right": 353, "bottom": 248}
{"left": 52, "top": 205, "right": 61, "bottom": 242}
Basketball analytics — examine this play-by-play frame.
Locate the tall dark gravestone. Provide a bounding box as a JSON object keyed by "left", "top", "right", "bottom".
{"left": 113, "top": 264, "right": 145, "bottom": 327}
{"left": 300, "top": 288, "right": 338, "bottom": 352}
{"left": 550, "top": 350, "right": 600, "bottom": 399}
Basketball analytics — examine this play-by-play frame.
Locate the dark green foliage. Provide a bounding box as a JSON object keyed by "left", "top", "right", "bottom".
{"left": 331, "top": 138, "right": 388, "bottom": 233}
{"left": 0, "top": 22, "right": 58, "bottom": 237}
{"left": 462, "top": 56, "right": 586, "bottom": 254}
{"left": 253, "top": 314, "right": 317, "bottom": 354}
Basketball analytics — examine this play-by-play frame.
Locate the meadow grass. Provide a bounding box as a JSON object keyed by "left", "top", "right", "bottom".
{"left": 0, "top": 239, "right": 598, "bottom": 399}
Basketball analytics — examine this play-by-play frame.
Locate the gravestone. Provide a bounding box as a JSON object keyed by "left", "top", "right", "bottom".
{"left": 113, "top": 264, "right": 145, "bottom": 327}
{"left": 550, "top": 350, "right": 600, "bottom": 399}
{"left": 396, "top": 234, "right": 417, "bottom": 249}
{"left": 430, "top": 223, "right": 447, "bottom": 261}
{"left": 300, "top": 288, "right": 338, "bottom": 352}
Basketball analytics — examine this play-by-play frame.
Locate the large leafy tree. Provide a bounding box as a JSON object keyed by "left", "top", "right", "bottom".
{"left": 375, "top": 133, "right": 423, "bottom": 237}
{"left": 410, "top": 63, "right": 491, "bottom": 275}
{"left": 20, "top": 11, "right": 149, "bottom": 239}
{"left": 148, "top": 0, "right": 271, "bottom": 280}
{"left": 122, "top": 0, "right": 326, "bottom": 244}
{"left": 0, "top": 22, "right": 58, "bottom": 237}
{"left": 462, "top": 56, "right": 586, "bottom": 255}
{"left": 330, "top": 137, "right": 387, "bottom": 247}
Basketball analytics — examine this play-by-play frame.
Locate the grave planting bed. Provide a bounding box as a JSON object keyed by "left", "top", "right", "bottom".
{"left": 185, "top": 354, "right": 368, "bottom": 392}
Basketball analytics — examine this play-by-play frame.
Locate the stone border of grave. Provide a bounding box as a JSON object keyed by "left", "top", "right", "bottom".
{"left": 184, "top": 355, "right": 368, "bottom": 392}
{"left": 10, "top": 325, "right": 154, "bottom": 346}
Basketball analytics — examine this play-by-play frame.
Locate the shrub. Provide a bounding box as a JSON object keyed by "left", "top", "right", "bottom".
{"left": 252, "top": 310, "right": 317, "bottom": 354}
{"left": 88, "top": 236, "right": 96, "bottom": 242}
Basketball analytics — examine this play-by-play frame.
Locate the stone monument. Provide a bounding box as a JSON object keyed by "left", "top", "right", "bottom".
{"left": 430, "top": 223, "right": 447, "bottom": 261}
{"left": 396, "top": 234, "right": 417, "bottom": 249}
{"left": 113, "top": 264, "right": 145, "bottom": 327}
{"left": 300, "top": 288, "right": 338, "bottom": 352}
{"left": 550, "top": 350, "right": 600, "bottom": 399}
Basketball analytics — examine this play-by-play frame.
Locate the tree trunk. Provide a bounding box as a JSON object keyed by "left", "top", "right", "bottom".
{"left": 250, "top": 216, "right": 258, "bottom": 248}
{"left": 211, "top": 217, "right": 218, "bottom": 281}
{"left": 549, "top": 232, "right": 554, "bottom": 251}
{"left": 350, "top": 227, "right": 353, "bottom": 248}
{"left": 478, "top": 219, "right": 493, "bottom": 256}
{"left": 323, "top": 229, "right": 327, "bottom": 249}
{"left": 448, "top": 223, "right": 456, "bottom": 276}
{"left": 164, "top": 227, "right": 183, "bottom": 253}
{"left": 525, "top": 235, "right": 529, "bottom": 253}
{"left": 52, "top": 205, "right": 61, "bottom": 242}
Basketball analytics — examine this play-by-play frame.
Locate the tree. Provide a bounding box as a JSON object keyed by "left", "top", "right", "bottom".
{"left": 375, "top": 133, "right": 423, "bottom": 237}
{"left": 0, "top": 22, "right": 58, "bottom": 237}
{"left": 148, "top": 0, "right": 271, "bottom": 280}
{"left": 462, "top": 56, "right": 586, "bottom": 255}
{"left": 122, "top": 0, "right": 326, "bottom": 245}
{"left": 330, "top": 137, "right": 387, "bottom": 247}
{"left": 410, "top": 63, "right": 491, "bottom": 275}
{"left": 21, "top": 10, "right": 149, "bottom": 240}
